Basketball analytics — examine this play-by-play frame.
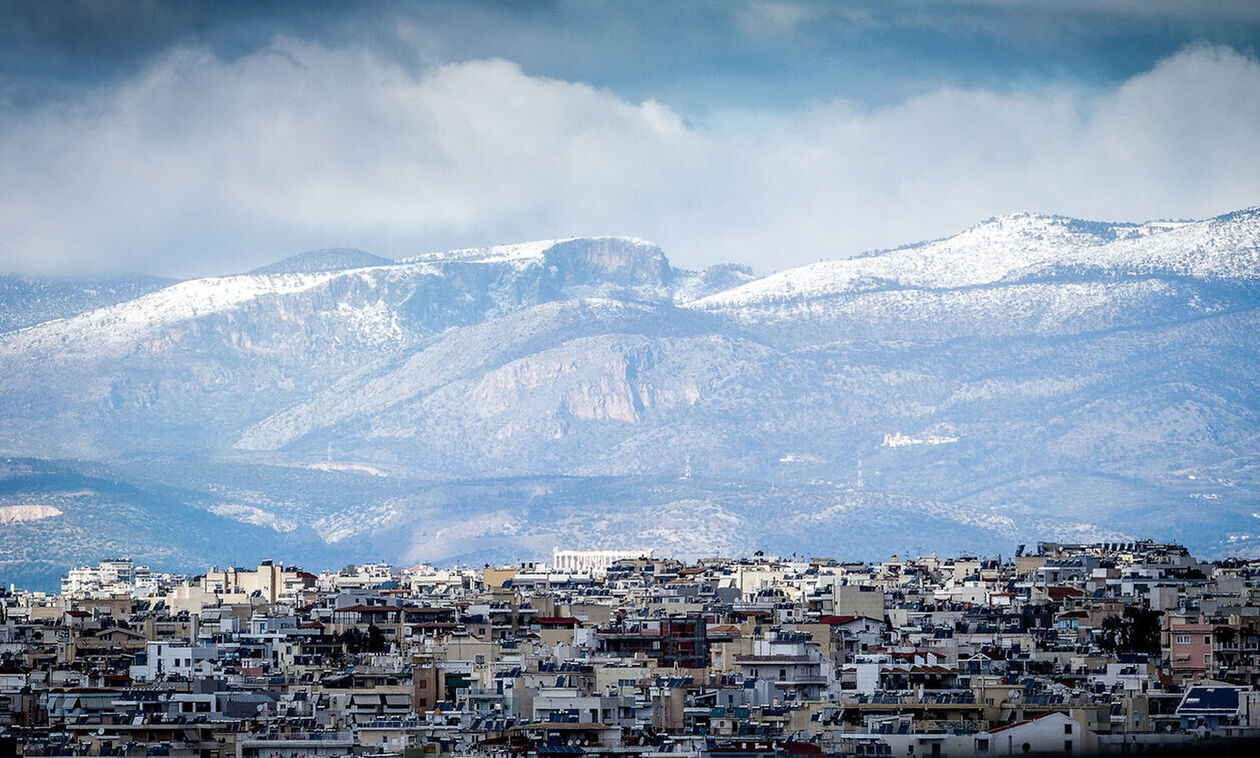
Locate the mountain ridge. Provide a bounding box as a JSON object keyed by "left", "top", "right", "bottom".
{"left": 693, "top": 208, "right": 1260, "bottom": 314}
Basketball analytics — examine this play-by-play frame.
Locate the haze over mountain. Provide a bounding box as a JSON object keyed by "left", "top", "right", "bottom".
{"left": 2, "top": 210, "right": 1259, "bottom": 589}
{"left": 248, "top": 249, "right": 394, "bottom": 276}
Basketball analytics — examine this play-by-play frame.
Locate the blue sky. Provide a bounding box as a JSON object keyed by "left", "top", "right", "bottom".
{"left": 2, "top": 1, "right": 1260, "bottom": 275}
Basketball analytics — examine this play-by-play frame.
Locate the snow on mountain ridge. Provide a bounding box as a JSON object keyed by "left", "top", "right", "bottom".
{"left": 690, "top": 210, "right": 1260, "bottom": 312}
{"left": 0, "top": 269, "right": 355, "bottom": 359}
{"left": 401, "top": 238, "right": 577, "bottom": 265}
{"left": 6, "top": 212, "right": 1257, "bottom": 365}
{"left": 0, "top": 237, "right": 675, "bottom": 361}
{"left": 1060, "top": 207, "right": 1260, "bottom": 280}
{"left": 400, "top": 236, "right": 658, "bottom": 266}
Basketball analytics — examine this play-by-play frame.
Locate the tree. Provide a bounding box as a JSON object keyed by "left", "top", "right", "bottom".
{"left": 1098, "top": 607, "right": 1162, "bottom": 656}
{"left": 339, "top": 625, "right": 386, "bottom": 656}
{"left": 340, "top": 628, "right": 367, "bottom": 655}
{"left": 367, "top": 623, "right": 385, "bottom": 653}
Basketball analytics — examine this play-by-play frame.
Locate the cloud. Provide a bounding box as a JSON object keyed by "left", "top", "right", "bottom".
{"left": 735, "top": 2, "right": 827, "bottom": 38}
{"left": 1, "top": 40, "right": 1259, "bottom": 276}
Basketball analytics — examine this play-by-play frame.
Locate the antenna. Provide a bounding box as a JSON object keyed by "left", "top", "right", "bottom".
{"left": 682, "top": 455, "right": 692, "bottom": 481}
{"left": 856, "top": 452, "right": 864, "bottom": 490}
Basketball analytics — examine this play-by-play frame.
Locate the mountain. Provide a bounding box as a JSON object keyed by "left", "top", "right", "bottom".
{"left": 247, "top": 248, "right": 394, "bottom": 275}
{"left": 1, "top": 214, "right": 1259, "bottom": 588}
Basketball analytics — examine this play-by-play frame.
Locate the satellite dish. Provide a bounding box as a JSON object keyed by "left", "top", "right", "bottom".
{"left": 1008, "top": 690, "right": 1020, "bottom": 700}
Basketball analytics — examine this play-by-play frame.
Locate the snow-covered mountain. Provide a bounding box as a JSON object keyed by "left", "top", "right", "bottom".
{"left": 2, "top": 212, "right": 1259, "bottom": 587}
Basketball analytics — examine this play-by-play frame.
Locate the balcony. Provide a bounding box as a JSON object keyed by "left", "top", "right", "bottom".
{"left": 775, "top": 676, "right": 828, "bottom": 686}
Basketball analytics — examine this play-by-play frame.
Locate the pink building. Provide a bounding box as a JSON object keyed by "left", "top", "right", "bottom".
{"left": 1167, "top": 612, "right": 1213, "bottom": 679}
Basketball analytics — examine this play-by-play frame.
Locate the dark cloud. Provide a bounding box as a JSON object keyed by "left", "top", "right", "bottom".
{"left": 3, "top": 1, "right": 1260, "bottom": 115}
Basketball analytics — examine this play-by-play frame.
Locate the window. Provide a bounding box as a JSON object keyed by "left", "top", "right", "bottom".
{"left": 1065, "top": 724, "right": 1073, "bottom": 735}
{"left": 1204, "top": 636, "right": 1212, "bottom": 645}
{"left": 1176, "top": 635, "right": 1191, "bottom": 644}
{"left": 974, "top": 738, "right": 989, "bottom": 752}
{"left": 1204, "top": 654, "right": 1211, "bottom": 663}
{"left": 1065, "top": 740, "right": 1072, "bottom": 753}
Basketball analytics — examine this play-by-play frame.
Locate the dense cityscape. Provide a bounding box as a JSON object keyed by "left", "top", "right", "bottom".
{"left": 2, "top": 541, "right": 1260, "bottom": 756}
{"left": 5, "top": 1, "right": 1260, "bottom": 757}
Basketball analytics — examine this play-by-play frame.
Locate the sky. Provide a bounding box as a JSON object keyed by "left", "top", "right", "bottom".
{"left": 2, "top": 1, "right": 1260, "bottom": 277}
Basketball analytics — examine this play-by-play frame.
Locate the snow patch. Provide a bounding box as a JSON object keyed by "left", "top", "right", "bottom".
{"left": 779, "top": 453, "right": 825, "bottom": 464}
{"left": 208, "top": 504, "right": 298, "bottom": 533}
{"left": 883, "top": 432, "right": 960, "bottom": 448}
{"left": 0, "top": 504, "right": 62, "bottom": 524}
{"left": 305, "top": 461, "right": 387, "bottom": 477}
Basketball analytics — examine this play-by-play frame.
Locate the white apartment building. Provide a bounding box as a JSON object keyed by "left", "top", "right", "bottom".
{"left": 551, "top": 549, "right": 653, "bottom": 577}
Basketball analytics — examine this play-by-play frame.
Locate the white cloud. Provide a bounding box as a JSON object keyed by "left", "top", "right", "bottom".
{"left": 1, "top": 40, "right": 1259, "bottom": 276}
